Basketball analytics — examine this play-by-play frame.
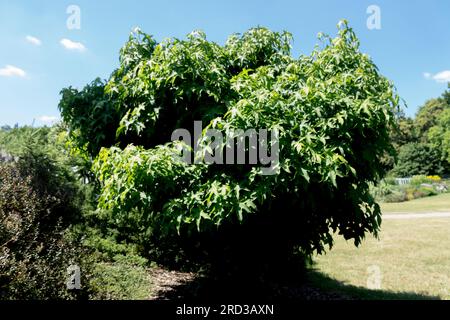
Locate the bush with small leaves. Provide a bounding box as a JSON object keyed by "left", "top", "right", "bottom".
{"left": 0, "top": 150, "right": 90, "bottom": 299}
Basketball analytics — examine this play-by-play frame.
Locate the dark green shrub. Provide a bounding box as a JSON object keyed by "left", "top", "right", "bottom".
{"left": 392, "top": 143, "right": 445, "bottom": 177}
{"left": 0, "top": 151, "right": 90, "bottom": 299}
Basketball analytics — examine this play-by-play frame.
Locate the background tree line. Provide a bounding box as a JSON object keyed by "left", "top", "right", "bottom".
{"left": 389, "top": 85, "right": 450, "bottom": 177}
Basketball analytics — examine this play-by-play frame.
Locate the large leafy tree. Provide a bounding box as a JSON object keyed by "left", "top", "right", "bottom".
{"left": 59, "top": 22, "right": 399, "bottom": 271}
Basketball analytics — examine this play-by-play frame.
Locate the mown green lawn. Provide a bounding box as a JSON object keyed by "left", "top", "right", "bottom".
{"left": 311, "top": 194, "right": 450, "bottom": 300}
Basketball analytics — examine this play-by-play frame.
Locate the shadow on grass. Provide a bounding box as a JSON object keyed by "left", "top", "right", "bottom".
{"left": 153, "top": 268, "right": 440, "bottom": 301}
{"left": 305, "top": 269, "right": 439, "bottom": 300}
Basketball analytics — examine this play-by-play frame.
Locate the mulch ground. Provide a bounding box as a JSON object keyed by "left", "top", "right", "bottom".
{"left": 148, "top": 267, "right": 352, "bottom": 301}
{"left": 148, "top": 267, "right": 196, "bottom": 300}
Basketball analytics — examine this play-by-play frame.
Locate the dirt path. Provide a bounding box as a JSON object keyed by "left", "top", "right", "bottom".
{"left": 383, "top": 212, "right": 450, "bottom": 220}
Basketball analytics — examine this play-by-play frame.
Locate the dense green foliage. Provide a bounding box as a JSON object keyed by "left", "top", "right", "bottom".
{"left": 59, "top": 79, "right": 119, "bottom": 157}
{"left": 428, "top": 108, "right": 450, "bottom": 164}
{"left": 0, "top": 150, "right": 86, "bottom": 299}
{"left": 0, "top": 126, "right": 52, "bottom": 155}
{"left": 59, "top": 21, "right": 399, "bottom": 275}
{"left": 0, "top": 127, "right": 152, "bottom": 299}
{"left": 389, "top": 84, "right": 450, "bottom": 176}
{"left": 3, "top": 21, "right": 449, "bottom": 299}
{"left": 415, "top": 98, "right": 449, "bottom": 140}
{"left": 392, "top": 142, "right": 446, "bottom": 176}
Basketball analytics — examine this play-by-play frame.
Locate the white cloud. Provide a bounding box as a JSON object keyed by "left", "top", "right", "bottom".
{"left": 37, "top": 116, "right": 59, "bottom": 124}
{"left": 432, "top": 70, "right": 450, "bottom": 83}
{"left": 26, "top": 35, "right": 42, "bottom": 46}
{"left": 424, "top": 70, "right": 450, "bottom": 83}
{"left": 60, "top": 38, "right": 86, "bottom": 52}
{"left": 0, "top": 65, "right": 26, "bottom": 78}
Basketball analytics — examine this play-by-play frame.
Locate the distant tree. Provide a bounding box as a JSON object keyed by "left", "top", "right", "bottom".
{"left": 382, "top": 114, "right": 418, "bottom": 171}
{"left": 442, "top": 83, "right": 450, "bottom": 105}
{"left": 415, "top": 98, "right": 449, "bottom": 142}
{"left": 428, "top": 108, "right": 450, "bottom": 167}
{"left": 392, "top": 142, "right": 446, "bottom": 176}
{"left": 392, "top": 115, "right": 418, "bottom": 147}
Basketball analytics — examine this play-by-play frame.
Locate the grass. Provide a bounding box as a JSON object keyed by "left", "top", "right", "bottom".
{"left": 312, "top": 218, "right": 450, "bottom": 299}
{"left": 89, "top": 261, "right": 152, "bottom": 300}
{"left": 380, "top": 192, "right": 450, "bottom": 213}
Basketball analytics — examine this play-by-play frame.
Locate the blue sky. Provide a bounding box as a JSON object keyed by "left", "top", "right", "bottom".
{"left": 1, "top": 0, "right": 449, "bottom": 126}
